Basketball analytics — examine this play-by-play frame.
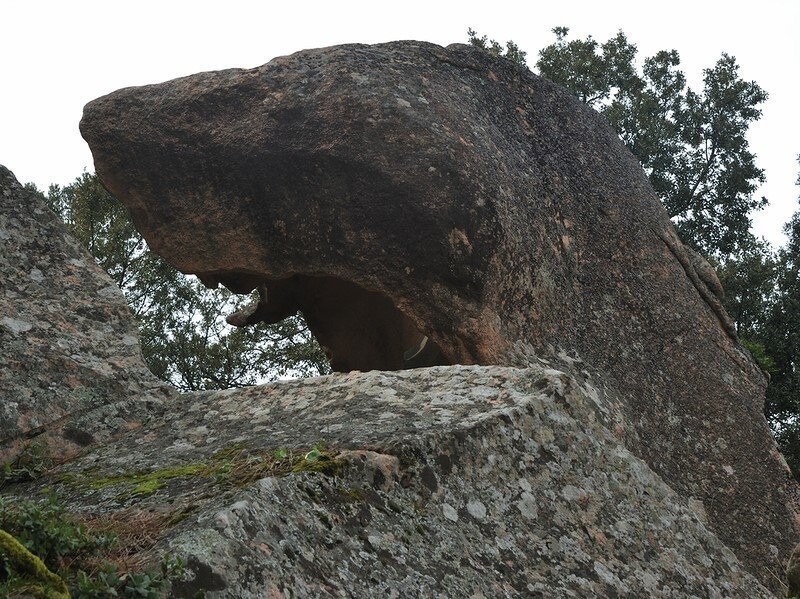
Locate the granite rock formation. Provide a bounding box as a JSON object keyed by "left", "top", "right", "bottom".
{"left": 0, "top": 165, "right": 174, "bottom": 464}
{"left": 0, "top": 163, "right": 788, "bottom": 595}
{"left": 6, "top": 363, "right": 775, "bottom": 597}
{"left": 78, "top": 41, "right": 799, "bottom": 588}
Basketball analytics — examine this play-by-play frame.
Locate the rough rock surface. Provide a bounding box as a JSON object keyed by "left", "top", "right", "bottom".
{"left": 6, "top": 364, "right": 774, "bottom": 598}
{"left": 0, "top": 166, "right": 174, "bottom": 462}
{"left": 0, "top": 163, "right": 787, "bottom": 596}
{"left": 79, "top": 41, "right": 799, "bottom": 587}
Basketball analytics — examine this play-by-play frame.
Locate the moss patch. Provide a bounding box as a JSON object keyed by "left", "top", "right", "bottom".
{"left": 88, "top": 463, "right": 208, "bottom": 495}
{"left": 210, "top": 444, "right": 343, "bottom": 486}
{"left": 0, "top": 528, "right": 69, "bottom": 599}
{"left": 64, "top": 444, "right": 343, "bottom": 500}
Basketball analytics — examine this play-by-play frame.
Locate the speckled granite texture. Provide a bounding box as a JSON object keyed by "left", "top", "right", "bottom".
{"left": 7, "top": 366, "right": 774, "bottom": 597}
{"left": 79, "top": 40, "right": 799, "bottom": 586}
{"left": 0, "top": 165, "right": 174, "bottom": 461}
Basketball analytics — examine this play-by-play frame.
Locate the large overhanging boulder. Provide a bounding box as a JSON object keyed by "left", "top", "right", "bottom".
{"left": 80, "top": 41, "right": 799, "bottom": 586}
{"left": 0, "top": 164, "right": 780, "bottom": 594}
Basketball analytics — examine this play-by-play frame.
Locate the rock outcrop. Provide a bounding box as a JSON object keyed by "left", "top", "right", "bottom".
{"left": 0, "top": 161, "right": 790, "bottom": 595}
{"left": 4, "top": 364, "right": 775, "bottom": 597}
{"left": 78, "top": 41, "right": 799, "bottom": 589}
{"left": 0, "top": 166, "right": 174, "bottom": 463}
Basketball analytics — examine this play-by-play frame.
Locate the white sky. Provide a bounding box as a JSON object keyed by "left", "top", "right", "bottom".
{"left": 2, "top": 0, "right": 798, "bottom": 245}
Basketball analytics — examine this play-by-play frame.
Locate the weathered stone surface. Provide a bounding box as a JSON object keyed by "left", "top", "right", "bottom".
{"left": 787, "top": 543, "right": 800, "bottom": 597}
{"left": 6, "top": 365, "right": 774, "bottom": 597}
{"left": 0, "top": 165, "right": 174, "bottom": 462}
{"left": 79, "top": 41, "right": 799, "bottom": 587}
{"left": 0, "top": 161, "right": 789, "bottom": 595}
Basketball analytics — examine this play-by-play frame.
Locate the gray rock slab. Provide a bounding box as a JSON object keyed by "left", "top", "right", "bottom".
{"left": 9, "top": 365, "right": 772, "bottom": 597}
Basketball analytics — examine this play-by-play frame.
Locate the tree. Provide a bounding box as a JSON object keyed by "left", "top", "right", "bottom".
{"left": 536, "top": 27, "right": 640, "bottom": 106}
{"left": 467, "top": 28, "right": 527, "bottom": 67}
{"left": 715, "top": 236, "right": 778, "bottom": 341}
{"left": 536, "top": 27, "right": 768, "bottom": 259}
{"left": 42, "top": 174, "right": 330, "bottom": 391}
{"left": 761, "top": 159, "right": 800, "bottom": 472}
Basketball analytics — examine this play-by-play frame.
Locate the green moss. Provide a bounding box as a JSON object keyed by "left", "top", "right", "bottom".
{"left": 290, "top": 452, "right": 342, "bottom": 476}
{"left": 0, "top": 528, "right": 69, "bottom": 599}
{"left": 210, "top": 443, "right": 342, "bottom": 486}
{"left": 132, "top": 478, "right": 163, "bottom": 495}
{"left": 89, "top": 463, "right": 207, "bottom": 495}
{"left": 62, "top": 444, "right": 342, "bottom": 501}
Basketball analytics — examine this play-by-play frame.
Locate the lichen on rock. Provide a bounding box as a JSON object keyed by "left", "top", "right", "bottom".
{"left": 3, "top": 364, "right": 777, "bottom": 597}
{"left": 0, "top": 165, "right": 175, "bottom": 465}
{"left": 0, "top": 38, "right": 797, "bottom": 598}
{"left": 77, "top": 40, "right": 799, "bottom": 589}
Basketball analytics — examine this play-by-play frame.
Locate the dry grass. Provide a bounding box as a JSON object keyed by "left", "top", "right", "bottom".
{"left": 72, "top": 505, "right": 192, "bottom": 574}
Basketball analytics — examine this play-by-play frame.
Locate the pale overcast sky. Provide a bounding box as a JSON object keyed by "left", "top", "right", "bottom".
{"left": 2, "top": 0, "right": 798, "bottom": 245}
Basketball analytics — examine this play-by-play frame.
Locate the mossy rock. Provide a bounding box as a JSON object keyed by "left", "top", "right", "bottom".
{"left": 0, "top": 528, "right": 69, "bottom": 598}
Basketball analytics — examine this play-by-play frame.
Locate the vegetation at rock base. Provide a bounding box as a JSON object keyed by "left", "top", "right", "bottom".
{"left": 0, "top": 445, "right": 341, "bottom": 596}
{"left": 0, "top": 496, "right": 183, "bottom": 597}
{"left": 0, "top": 528, "right": 69, "bottom": 599}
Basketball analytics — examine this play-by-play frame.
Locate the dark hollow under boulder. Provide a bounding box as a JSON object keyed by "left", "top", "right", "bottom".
{"left": 79, "top": 41, "right": 799, "bottom": 587}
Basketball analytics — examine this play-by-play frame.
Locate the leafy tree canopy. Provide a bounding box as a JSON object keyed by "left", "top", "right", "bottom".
{"left": 535, "top": 27, "right": 768, "bottom": 259}
{"left": 760, "top": 158, "right": 800, "bottom": 471}
{"left": 467, "top": 28, "right": 527, "bottom": 67}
